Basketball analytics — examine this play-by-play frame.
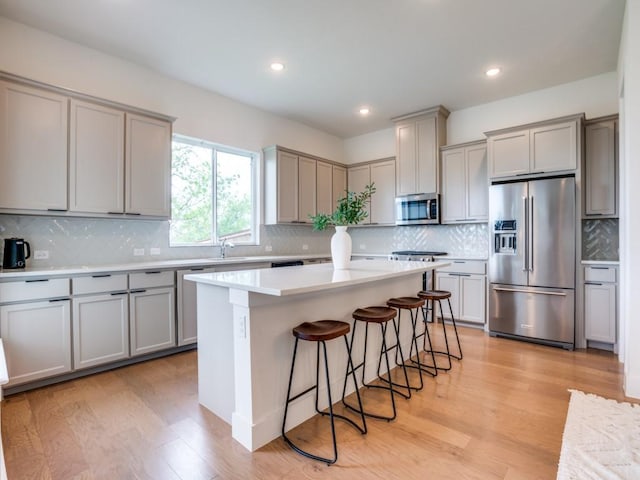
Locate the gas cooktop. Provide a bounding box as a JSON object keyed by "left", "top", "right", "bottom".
{"left": 391, "top": 250, "right": 448, "bottom": 256}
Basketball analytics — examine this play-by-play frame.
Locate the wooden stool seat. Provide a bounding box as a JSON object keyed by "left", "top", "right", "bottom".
{"left": 293, "top": 320, "right": 350, "bottom": 342}
{"left": 353, "top": 306, "right": 397, "bottom": 323}
{"left": 418, "top": 290, "right": 452, "bottom": 301}
{"left": 387, "top": 296, "right": 425, "bottom": 310}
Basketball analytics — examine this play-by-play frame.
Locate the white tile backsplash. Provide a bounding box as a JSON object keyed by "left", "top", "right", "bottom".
{"left": 0, "top": 214, "right": 489, "bottom": 268}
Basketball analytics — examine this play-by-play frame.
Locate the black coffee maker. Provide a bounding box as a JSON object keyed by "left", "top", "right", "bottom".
{"left": 2, "top": 238, "right": 31, "bottom": 269}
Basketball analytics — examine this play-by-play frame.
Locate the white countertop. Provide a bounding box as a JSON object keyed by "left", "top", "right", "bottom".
{"left": 581, "top": 260, "right": 620, "bottom": 265}
{"left": 0, "top": 254, "right": 331, "bottom": 280}
{"left": 186, "top": 259, "right": 450, "bottom": 296}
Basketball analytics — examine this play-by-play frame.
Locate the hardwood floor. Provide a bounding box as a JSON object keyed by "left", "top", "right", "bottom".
{"left": 1, "top": 326, "right": 629, "bottom": 480}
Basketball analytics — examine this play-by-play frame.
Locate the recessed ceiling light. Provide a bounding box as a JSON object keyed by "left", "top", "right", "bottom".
{"left": 270, "top": 62, "right": 285, "bottom": 72}
{"left": 486, "top": 67, "right": 501, "bottom": 77}
{"left": 359, "top": 107, "right": 370, "bottom": 115}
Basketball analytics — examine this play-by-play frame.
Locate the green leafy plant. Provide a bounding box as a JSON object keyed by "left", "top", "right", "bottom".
{"left": 310, "top": 183, "right": 376, "bottom": 230}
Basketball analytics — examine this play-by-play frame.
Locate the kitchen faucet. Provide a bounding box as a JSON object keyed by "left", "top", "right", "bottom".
{"left": 219, "top": 238, "right": 235, "bottom": 258}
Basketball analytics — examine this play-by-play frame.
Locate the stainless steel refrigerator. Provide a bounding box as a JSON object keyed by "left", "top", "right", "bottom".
{"left": 488, "top": 176, "right": 575, "bottom": 349}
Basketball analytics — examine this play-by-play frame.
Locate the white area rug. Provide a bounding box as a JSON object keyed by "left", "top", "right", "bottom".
{"left": 557, "top": 389, "right": 640, "bottom": 479}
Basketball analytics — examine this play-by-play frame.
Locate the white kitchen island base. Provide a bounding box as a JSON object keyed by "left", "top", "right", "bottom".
{"left": 188, "top": 259, "right": 449, "bottom": 452}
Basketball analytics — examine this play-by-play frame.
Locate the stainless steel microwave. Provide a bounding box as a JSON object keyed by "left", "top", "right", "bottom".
{"left": 395, "top": 193, "right": 440, "bottom": 225}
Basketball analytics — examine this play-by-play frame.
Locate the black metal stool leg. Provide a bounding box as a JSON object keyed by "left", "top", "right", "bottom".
{"left": 422, "top": 299, "right": 453, "bottom": 372}
{"left": 446, "top": 297, "right": 463, "bottom": 360}
{"left": 407, "top": 306, "right": 437, "bottom": 379}
{"left": 343, "top": 321, "right": 400, "bottom": 421}
{"left": 284, "top": 329, "right": 366, "bottom": 465}
{"left": 417, "top": 303, "right": 438, "bottom": 375}
{"left": 376, "top": 314, "right": 412, "bottom": 399}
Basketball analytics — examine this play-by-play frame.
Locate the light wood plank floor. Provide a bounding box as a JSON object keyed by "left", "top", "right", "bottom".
{"left": 1, "top": 326, "right": 630, "bottom": 480}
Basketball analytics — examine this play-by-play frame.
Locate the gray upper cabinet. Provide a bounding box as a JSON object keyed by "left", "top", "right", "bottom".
{"left": 347, "top": 158, "right": 396, "bottom": 225}
{"left": 0, "top": 74, "right": 173, "bottom": 218}
{"left": 486, "top": 114, "right": 582, "bottom": 179}
{"left": 297, "top": 155, "right": 317, "bottom": 222}
{"left": 70, "top": 99, "right": 125, "bottom": 214}
{"left": 264, "top": 146, "right": 347, "bottom": 224}
{"left": 393, "top": 106, "right": 449, "bottom": 195}
{"left": 125, "top": 113, "right": 172, "bottom": 217}
{"left": 584, "top": 116, "right": 618, "bottom": 218}
{"left": 0, "top": 80, "right": 68, "bottom": 211}
{"left": 441, "top": 140, "right": 488, "bottom": 224}
{"left": 332, "top": 165, "right": 347, "bottom": 210}
{"left": 316, "top": 161, "right": 333, "bottom": 216}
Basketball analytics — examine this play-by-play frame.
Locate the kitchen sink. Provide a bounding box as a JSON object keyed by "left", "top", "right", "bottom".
{"left": 210, "top": 257, "right": 249, "bottom": 261}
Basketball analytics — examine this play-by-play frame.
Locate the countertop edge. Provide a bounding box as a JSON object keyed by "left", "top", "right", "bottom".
{"left": 581, "top": 260, "right": 620, "bottom": 265}
{"left": 0, "top": 254, "right": 333, "bottom": 279}
{"left": 186, "top": 260, "right": 451, "bottom": 297}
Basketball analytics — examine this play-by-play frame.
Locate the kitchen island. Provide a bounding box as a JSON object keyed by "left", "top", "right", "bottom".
{"left": 186, "top": 259, "right": 449, "bottom": 451}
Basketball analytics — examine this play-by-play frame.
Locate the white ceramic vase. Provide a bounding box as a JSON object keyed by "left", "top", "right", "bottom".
{"left": 331, "top": 225, "right": 352, "bottom": 270}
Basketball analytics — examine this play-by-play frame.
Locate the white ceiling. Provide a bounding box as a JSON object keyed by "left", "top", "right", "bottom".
{"left": 0, "top": 0, "right": 625, "bottom": 138}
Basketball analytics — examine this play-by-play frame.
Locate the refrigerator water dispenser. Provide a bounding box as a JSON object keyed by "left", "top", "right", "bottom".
{"left": 493, "top": 220, "right": 517, "bottom": 254}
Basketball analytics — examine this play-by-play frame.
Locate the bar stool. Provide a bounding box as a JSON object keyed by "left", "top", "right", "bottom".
{"left": 386, "top": 296, "right": 438, "bottom": 391}
{"left": 417, "top": 290, "right": 463, "bottom": 372}
{"left": 282, "top": 320, "right": 366, "bottom": 465}
{"left": 341, "top": 306, "right": 410, "bottom": 422}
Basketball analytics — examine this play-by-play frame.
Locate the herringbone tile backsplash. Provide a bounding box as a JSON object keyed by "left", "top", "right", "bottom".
{"left": 582, "top": 218, "right": 619, "bottom": 261}
{"left": 0, "top": 214, "right": 616, "bottom": 268}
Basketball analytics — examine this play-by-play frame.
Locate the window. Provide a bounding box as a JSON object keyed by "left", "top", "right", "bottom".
{"left": 170, "top": 135, "right": 257, "bottom": 246}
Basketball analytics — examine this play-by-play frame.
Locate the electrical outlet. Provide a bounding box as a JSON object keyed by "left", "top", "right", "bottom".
{"left": 265, "top": 245, "right": 273, "bottom": 252}
{"left": 302, "top": 244, "right": 309, "bottom": 251}
{"left": 133, "top": 248, "right": 145, "bottom": 256}
{"left": 359, "top": 244, "right": 367, "bottom": 250}
{"left": 34, "top": 250, "right": 49, "bottom": 260}
{"left": 150, "top": 248, "right": 161, "bottom": 255}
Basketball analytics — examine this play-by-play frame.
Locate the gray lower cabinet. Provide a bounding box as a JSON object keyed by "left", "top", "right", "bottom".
{"left": 584, "top": 265, "right": 617, "bottom": 345}
{"left": 177, "top": 267, "right": 216, "bottom": 346}
{"left": 0, "top": 278, "right": 72, "bottom": 387}
{"left": 129, "top": 271, "right": 176, "bottom": 356}
{"left": 435, "top": 260, "right": 487, "bottom": 325}
{"left": 1, "top": 300, "right": 71, "bottom": 386}
{"left": 72, "top": 274, "right": 129, "bottom": 369}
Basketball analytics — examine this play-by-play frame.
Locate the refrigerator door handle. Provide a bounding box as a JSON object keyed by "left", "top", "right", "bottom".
{"left": 493, "top": 286, "right": 568, "bottom": 297}
{"left": 522, "top": 196, "right": 528, "bottom": 272}
{"left": 529, "top": 195, "right": 534, "bottom": 272}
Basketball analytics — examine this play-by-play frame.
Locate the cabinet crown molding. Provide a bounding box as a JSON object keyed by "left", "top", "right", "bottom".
{"left": 484, "top": 113, "right": 585, "bottom": 138}
{"left": 0, "top": 70, "right": 176, "bottom": 123}
{"left": 440, "top": 139, "right": 487, "bottom": 152}
{"left": 391, "top": 105, "right": 450, "bottom": 123}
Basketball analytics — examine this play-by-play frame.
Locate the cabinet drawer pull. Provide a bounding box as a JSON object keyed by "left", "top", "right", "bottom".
{"left": 453, "top": 261, "right": 466, "bottom": 263}
{"left": 47, "top": 208, "right": 67, "bottom": 212}
{"left": 126, "top": 212, "right": 141, "bottom": 216}
{"left": 190, "top": 267, "right": 205, "bottom": 271}
{"left": 585, "top": 282, "right": 604, "bottom": 286}
{"left": 25, "top": 279, "right": 49, "bottom": 283}
{"left": 49, "top": 298, "right": 70, "bottom": 303}
{"left": 145, "top": 271, "right": 162, "bottom": 275}
{"left": 130, "top": 289, "right": 146, "bottom": 294}
{"left": 107, "top": 211, "right": 122, "bottom": 215}
{"left": 92, "top": 274, "right": 112, "bottom": 278}
{"left": 449, "top": 273, "right": 472, "bottom": 277}
{"left": 590, "top": 266, "right": 610, "bottom": 270}
{"left": 110, "top": 291, "right": 128, "bottom": 296}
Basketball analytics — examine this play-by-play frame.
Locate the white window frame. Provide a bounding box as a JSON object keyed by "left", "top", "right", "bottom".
{"left": 170, "top": 134, "right": 260, "bottom": 247}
